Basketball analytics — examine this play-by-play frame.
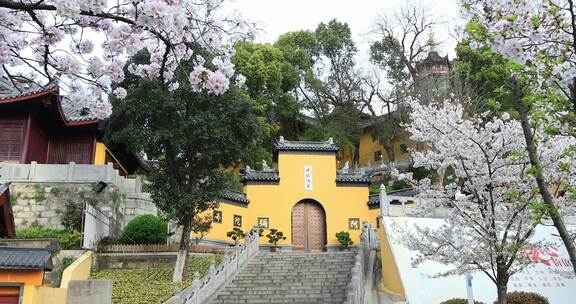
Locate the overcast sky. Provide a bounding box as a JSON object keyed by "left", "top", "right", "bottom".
{"left": 226, "top": 0, "right": 463, "bottom": 63}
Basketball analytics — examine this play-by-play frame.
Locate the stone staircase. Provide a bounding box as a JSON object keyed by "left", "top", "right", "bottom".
{"left": 209, "top": 251, "right": 356, "bottom": 304}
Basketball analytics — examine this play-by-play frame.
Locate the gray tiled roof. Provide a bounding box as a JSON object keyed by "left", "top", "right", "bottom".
{"left": 0, "top": 247, "right": 53, "bottom": 270}
{"left": 275, "top": 137, "right": 339, "bottom": 152}
{"left": 336, "top": 172, "right": 371, "bottom": 185}
{"left": 240, "top": 170, "right": 280, "bottom": 183}
{"left": 0, "top": 77, "right": 57, "bottom": 101}
{"left": 58, "top": 98, "right": 99, "bottom": 122}
{"left": 218, "top": 190, "right": 249, "bottom": 205}
{"left": 0, "top": 183, "right": 8, "bottom": 195}
{"left": 0, "top": 77, "right": 98, "bottom": 123}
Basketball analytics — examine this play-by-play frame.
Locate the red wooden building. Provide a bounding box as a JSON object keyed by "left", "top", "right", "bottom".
{"left": 0, "top": 78, "right": 147, "bottom": 175}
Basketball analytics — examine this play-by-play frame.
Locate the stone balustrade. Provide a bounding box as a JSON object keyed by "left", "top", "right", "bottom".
{"left": 0, "top": 162, "right": 146, "bottom": 196}
{"left": 345, "top": 222, "right": 380, "bottom": 304}
{"left": 164, "top": 227, "right": 261, "bottom": 304}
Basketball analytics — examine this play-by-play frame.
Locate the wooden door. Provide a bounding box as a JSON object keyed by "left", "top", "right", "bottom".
{"left": 291, "top": 200, "right": 326, "bottom": 252}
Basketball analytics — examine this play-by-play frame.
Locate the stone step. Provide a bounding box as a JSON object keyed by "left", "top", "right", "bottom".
{"left": 209, "top": 252, "right": 355, "bottom": 304}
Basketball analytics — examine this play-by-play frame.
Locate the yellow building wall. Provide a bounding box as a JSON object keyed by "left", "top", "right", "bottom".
{"left": 207, "top": 203, "right": 249, "bottom": 243}
{"left": 60, "top": 251, "right": 93, "bottom": 288}
{"left": 202, "top": 150, "right": 377, "bottom": 249}
{"left": 94, "top": 142, "right": 107, "bottom": 165}
{"left": 358, "top": 131, "right": 415, "bottom": 166}
{"left": 378, "top": 222, "right": 406, "bottom": 299}
{"left": 23, "top": 285, "right": 67, "bottom": 304}
{"left": 245, "top": 153, "right": 371, "bottom": 247}
{"left": 368, "top": 208, "right": 381, "bottom": 228}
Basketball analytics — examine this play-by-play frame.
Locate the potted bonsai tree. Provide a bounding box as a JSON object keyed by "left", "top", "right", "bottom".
{"left": 226, "top": 228, "right": 246, "bottom": 245}
{"left": 266, "top": 228, "right": 286, "bottom": 252}
{"left": 335, "top": 231, "right": 353, "bottom": 251}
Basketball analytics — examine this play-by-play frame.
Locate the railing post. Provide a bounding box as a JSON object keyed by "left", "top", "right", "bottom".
{"left": 66, "top": 162, "right": 75, "bottom": 181}
{"left": 191, "top": 272, "right": 200, "bottom": 304}
{"left": 29, "top": 161, "right": 37, "bottom": 179}
{"left": 379, "top": 184, "right": 389, "bottom": 217}
{"left": 105, "top": 162, "right": 114, "bottom": 183}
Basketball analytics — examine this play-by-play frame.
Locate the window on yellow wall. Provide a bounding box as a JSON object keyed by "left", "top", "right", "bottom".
{"left": 374, "top": 151, "right": 382, "bottom": 162}
{"left": 400, "top": 144, "right": 409, "bottom": 154}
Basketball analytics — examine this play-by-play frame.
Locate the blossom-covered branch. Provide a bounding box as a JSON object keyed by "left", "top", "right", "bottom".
{"left": 0, "top": 0, "right": 254, "bottom": 119}
{"left": 394, "top": 99, "right": 575, "bottom": 302}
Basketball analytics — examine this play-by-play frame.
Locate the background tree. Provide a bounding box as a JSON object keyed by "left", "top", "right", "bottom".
{"left": 104, "top": 50, "right": 260, "bottom": 282}
{"left": 397, "top": 98, "right": 575, "bottom": 304}
{"left": 232, "top": 42, "right": 302, "bottom": 161}
{"left": 368, "top": 2, "right": 438, "bottom": 163}
{"left": 0, "top": 0, "right": 252, "bottom": 117}
{"left": 275, "top": 20, "right": 366, "bottom": 161}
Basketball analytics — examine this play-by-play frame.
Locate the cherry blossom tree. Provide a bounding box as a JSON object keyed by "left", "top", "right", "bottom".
{"left": 463, "top": 0, "right": 576, "bottom": 111}
{"left": 0, "top": 0, "right": 253, "bottom": 119}
{"left": 396, "top": 99, "right": 575, "bottom": 304}
{"left": 462, "top": 0, "right": 576, "bottom": 275}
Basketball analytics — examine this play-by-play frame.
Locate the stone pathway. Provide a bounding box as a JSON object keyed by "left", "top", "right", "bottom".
{"left": 209, "top": 251, "right": 356, "bottom": 304}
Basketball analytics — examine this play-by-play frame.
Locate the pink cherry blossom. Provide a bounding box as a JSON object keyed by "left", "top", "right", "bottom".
{"left": 0, "top": 0, "right": 254, "bottom": 118}
{"left": 113, "top": 87, "right": 127, "bottom": 100}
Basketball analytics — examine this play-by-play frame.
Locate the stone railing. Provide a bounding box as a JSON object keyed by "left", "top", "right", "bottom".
{"left": 344, "top": 222, "right": 380, "bottom": 304}
{"left": 0, "top": 162, "right": 146, "bottom": 196}
{"left": 164, "top": 227, "right": 261, "bottom": 304}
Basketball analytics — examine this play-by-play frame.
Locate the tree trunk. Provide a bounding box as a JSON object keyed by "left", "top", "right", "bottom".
{"left": 495, "top": 280, "right": 508, "bottom": 304}
{"left": 513, "top": 81, "right": 576, "bottom": 275}
{"left": 172, "top": 220, "right": 192, "bottom": 283}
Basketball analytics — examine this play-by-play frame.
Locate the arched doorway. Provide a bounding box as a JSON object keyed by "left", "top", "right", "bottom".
{"left": 291, "top": 199, "right": 326, "bottom": 252}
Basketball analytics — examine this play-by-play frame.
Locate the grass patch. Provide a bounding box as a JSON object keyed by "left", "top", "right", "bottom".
{"left": 91, "top": 255, "right": 222, "bottom": 304}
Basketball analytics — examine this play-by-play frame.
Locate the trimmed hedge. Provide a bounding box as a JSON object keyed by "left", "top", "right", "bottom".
{"left": 15, "top": 226, "right": 81, "bottom": 250}
{"left": 497, "top": 292, "right": 549, "bottom": 304}
{"left": 118, "top": 215, "right": 167, "bottom": 245}
{"left": 441, "top": 299, "right": 485, "bottom": 304}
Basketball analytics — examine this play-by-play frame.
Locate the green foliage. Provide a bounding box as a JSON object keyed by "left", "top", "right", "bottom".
{"left": 266, "top": 228, "right": 286, "bottom": 246}
{"left": 105, "top": 49, "right": 260, "bottom": 232}
{"left": 494, "top": 292, "right": 549, "bottom": 304}
{"left": 55, "top": 257, "right": 75, "bottom": 286}
{"left": 15, "top": 226, "right": 81, "bottom": 250}
{"left": 369, "top": 185, "right": 381, "bottom": 194}
{"left": 32, "top": 184, "right": 46, "bottom": 202}
{"left": 49, "top": 187, "right": 61, "bottom": 195}
{"left": 92, "top": 256, "right": 221, "bottom": 304}
{"left": 118, "top": 215, "right": 168, "bottom": 245}
{"left": 370, "top": 35, "right": 411, "bottom": 86}
{"left": 452, "top": 39, "right": 526, "bottom": 118}
{"left": 232, "top": 41, "right": 304, "bottom": 156}
{"left": 59, "top": 201, "right": 83, "bottom": 232}
{"left": 226, "top": 228, "right": 246, "bottom": 242}
{"left": 111, "top": 189, "right": 123, "bottom": 204}
{"left": 335, "top": 231, "right": 353, "bottom": 249}
{"left": 191, "top": 214, "right": 212, "bottom": 245}
{"left": 9, "top": 192, "right": 21, "bottom": 206}
{"left": 440, "top": 299, "right": 485, "bottom": 304}
{"left": 274, "top": 20, "right": 364, "bottom": 155}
